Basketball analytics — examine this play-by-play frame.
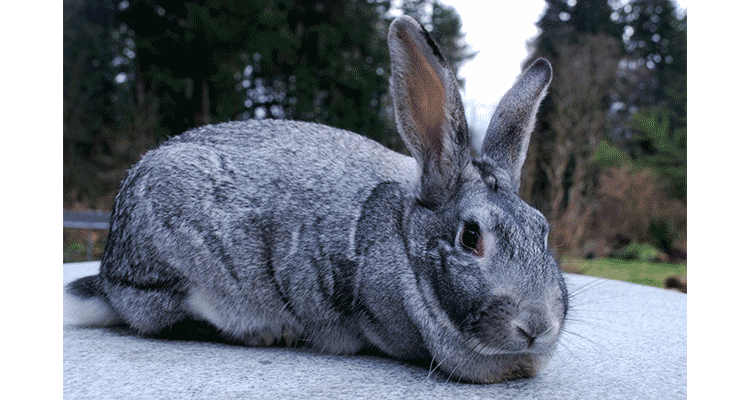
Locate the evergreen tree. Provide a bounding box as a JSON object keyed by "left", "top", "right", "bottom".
{"left": 615, "top": 0, "right": 687, "bottom": 200}
{"left": 64, "top": 0, "right": 139, "bottom": 206}
{"left": 521, "top": 0, "right": 624, "bottom": 215}
{"left": 520, "top": 0, "right": 687, "bottom": 253}
{"left": 235, "top": 0, "right": 395, "bottom": 147}
{"left": 570, "top": 0, "right": 621, "bottom": 36}
{"left": 63, "top": 0, "right": 475, "bottom": 207}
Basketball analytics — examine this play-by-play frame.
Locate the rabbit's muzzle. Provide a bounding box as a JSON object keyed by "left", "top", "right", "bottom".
{"left": 463, "top": 295, "right": 561, "bottom": 356}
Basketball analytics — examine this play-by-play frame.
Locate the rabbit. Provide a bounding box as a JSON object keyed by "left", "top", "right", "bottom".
{"left": 64, "top": 15, "right": 567, "bottom": 383}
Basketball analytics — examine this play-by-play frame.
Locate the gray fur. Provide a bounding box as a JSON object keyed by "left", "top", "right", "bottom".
{"left": 64, "top": 15, "right": 566, "bottom": 383}
{"left": 482, "top": 59, "right": 552, "bottom": 192}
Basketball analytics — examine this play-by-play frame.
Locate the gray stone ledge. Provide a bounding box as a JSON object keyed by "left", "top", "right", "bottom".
{"left": 64, "top": 261, "right": 686, "bottom": 399}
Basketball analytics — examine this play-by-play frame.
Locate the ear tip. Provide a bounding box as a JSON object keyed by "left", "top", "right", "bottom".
{"left": 388, "top": 15, "right": 445, "bottom": 65}
{"left": 391, "top": 15, "right": 420, "bottom": 29}
{"left": 389, "top": 15, "right": 422, "bottom": 38}
{"left": 533, "top": 58, "right": 551, "bottom": 68}
{"left": 530, "top": 58, "right": 553, "bottom": 83}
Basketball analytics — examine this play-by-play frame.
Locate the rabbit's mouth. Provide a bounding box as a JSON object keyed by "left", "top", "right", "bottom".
{"left": 432, "top": 344, "right": 550, "bottom": 383}
{"left": 458, "top": 295, "right": 562, "bottom": 355}
{"left": 464, "top": 334, "right": 554, "bottom": 357}
{"left": 415, "top": 278, "right": 561, "bottom": 383}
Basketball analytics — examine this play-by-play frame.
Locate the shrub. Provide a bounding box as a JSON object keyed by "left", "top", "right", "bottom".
{"left": 613, "top": 242, "right": 664, "bottom": 262}
{"left": 649, "top": 218, "right": 679, "bottom": 254}
{"left": 588, "top": 163, "right": 687, "bottom": 258}
{"left": 592, "top": 139, "right": 630, "bottom": 168}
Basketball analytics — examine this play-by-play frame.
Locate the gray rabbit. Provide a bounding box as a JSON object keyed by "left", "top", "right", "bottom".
{"left": 64, "top": 15, "right": 567, "bottom": 383}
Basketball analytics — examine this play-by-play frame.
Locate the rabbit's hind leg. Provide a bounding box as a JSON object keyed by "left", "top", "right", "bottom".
{"left": 100, "top": 268, "right": 193, "bottom": 337}
{"left": 183, "top": 285, "right": 303, "bottom": 347}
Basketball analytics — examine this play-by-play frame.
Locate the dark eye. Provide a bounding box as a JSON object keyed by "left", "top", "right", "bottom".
{"left": 459, "top": 221, "right": 484, "bottom": 257}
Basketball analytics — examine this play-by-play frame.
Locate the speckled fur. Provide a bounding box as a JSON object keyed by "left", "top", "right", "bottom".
{"left": 64, "top": 16, "right": 566, "bottom": 383}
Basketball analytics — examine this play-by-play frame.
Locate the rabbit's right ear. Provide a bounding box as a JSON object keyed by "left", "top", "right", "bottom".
{"left": 481, "top": 59, "right": 552, "bottom": 193}
{"left": 388, "top": 15, "right": 471, "bottom": 207}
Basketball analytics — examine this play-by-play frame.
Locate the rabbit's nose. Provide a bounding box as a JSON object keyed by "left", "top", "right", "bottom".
{"left": 469, "top": 296, "right": 560, "bottom": 352}
{"left": 512, "top": 318, "right": 557, "bottom": 348}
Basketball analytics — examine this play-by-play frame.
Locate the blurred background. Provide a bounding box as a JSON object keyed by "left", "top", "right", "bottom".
{"left": 63, "top": 0, "right": 687, "bottom": 291}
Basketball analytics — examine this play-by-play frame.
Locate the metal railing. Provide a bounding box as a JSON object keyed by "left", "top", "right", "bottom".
{"left": 63, "top": 210, "right": 111, "bottom": 260}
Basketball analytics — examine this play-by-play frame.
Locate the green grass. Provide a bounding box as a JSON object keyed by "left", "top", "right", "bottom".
{"left": 64, "top": 228, "right": 108, "bottom": 263}
{"left": 560, "top": 256, "right": 687, "bottom": 289}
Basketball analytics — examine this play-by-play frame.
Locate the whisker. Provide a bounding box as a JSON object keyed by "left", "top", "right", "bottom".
{"left": 573, "top": 287, "right": 643, "bottom": 301}
{"left": 566, "top": 277, "right": 610, "bottom": 297}
{"left": 427, "top": 352, "right": 451, "bottom": 382}
{"left": 560, "top": 328, "right": 611, "bottom": 357}
{"left": 554, "top": 336, "right": 581, "bottom": 361}
{"left": 425, "top": 356, "right": 439, "bottom": 381}
{"left": 565, "top": 315, "right": 617, "bottom": 327}
{"left": 446, "top": 336, "right": 484, "bottom": 384}
{"left": 565, "top": 318, "right": 628, "bottom": 337}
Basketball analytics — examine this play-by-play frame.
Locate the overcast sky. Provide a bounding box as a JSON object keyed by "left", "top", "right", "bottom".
{"left": 441, "top": 0, "right": 688, "bottom": 133}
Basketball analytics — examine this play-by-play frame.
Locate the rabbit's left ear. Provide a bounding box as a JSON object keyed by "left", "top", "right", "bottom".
{"left": 388, "top": 15, "right": 471, "bottom": 207}
{"left": 481, "top": 59, "right": 552, "bottom": 193}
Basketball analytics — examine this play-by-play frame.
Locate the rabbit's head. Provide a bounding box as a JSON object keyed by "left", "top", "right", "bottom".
{"left": 388, "top": 15, "right": 567, "bottom": 383}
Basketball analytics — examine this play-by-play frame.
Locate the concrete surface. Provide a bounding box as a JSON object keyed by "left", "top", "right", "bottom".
{"left": 63, "top": 261, "right": 686, "bottom": 399}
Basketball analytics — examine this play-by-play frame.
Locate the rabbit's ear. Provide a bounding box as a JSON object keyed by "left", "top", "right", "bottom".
{"left": 388, "top": 15, "right": 471, "bottom": 207}
{"left": 481, "top": 59, "right": 552, "bottom": 192}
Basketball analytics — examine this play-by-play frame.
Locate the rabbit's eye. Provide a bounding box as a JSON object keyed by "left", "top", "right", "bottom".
{"left": 459, "top": 221, "right": 484, "bottom": 257}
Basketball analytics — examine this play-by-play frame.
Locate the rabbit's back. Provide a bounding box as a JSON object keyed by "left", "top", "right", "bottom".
{"left": 122, "top": 119, "right": 416, "bottom": 256}
{"left": 152, "top": 119, "right": 418, "bottom": 265}
{"left": 164, "top": 119, "right": 416, "bottom": 200}
{"left": 99, "top": 119, "right": 417, "bottom": 350}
